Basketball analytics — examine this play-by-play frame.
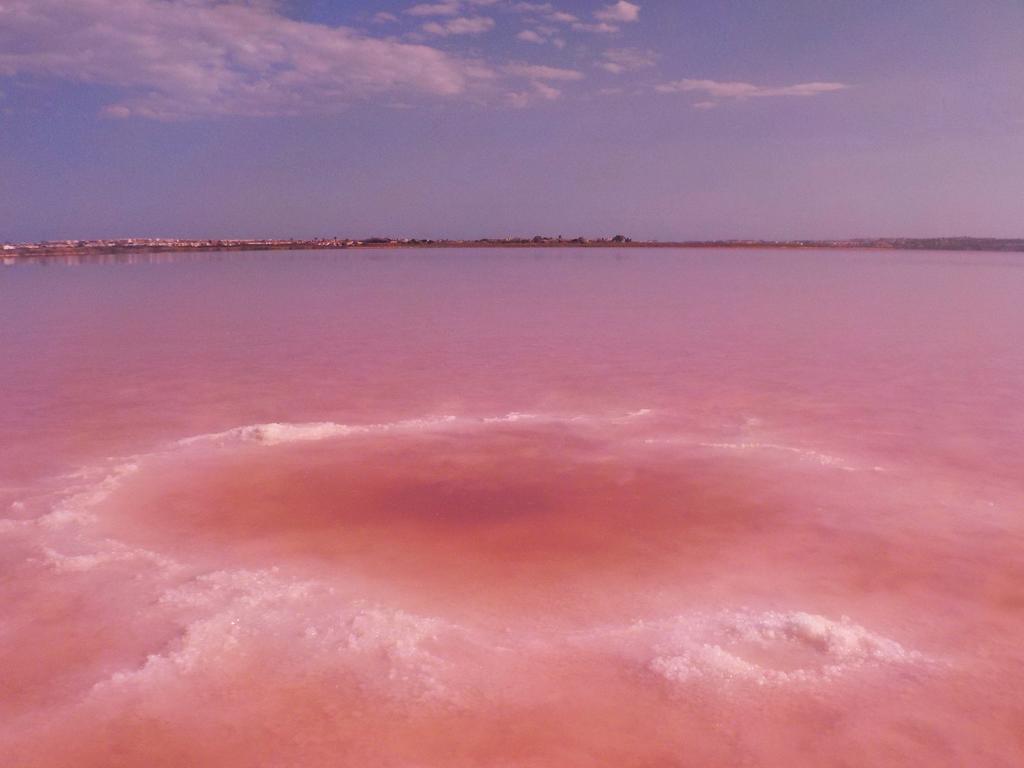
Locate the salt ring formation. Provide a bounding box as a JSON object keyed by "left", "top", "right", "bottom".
{"left": 1, "top": 250, "right": 1022, "bottom": 767}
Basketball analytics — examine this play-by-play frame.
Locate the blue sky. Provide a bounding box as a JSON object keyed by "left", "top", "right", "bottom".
{"left": 1, "top": 0, "right": 1022, "bottom": 241}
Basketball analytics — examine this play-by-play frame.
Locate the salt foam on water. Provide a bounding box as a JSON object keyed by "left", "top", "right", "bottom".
{"left": 92, "top": 567, "right": 466, "bottom": 703}
{"left": 638, "top": 610, "right": 923, "bottom": 686}
{"left": 178, "top": 409, "right": 656, "bottom": 448}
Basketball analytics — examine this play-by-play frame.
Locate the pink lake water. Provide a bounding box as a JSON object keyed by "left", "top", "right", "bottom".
{"left": 1, "top": 248, "right": 1023, "bottom": 767}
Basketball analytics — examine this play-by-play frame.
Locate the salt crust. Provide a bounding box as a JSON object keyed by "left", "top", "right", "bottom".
{"left": 85, "top": 563, "right": 925, "bottom": 703}
{"left": 6, "top": 410, "right": 923, "bottom": 701}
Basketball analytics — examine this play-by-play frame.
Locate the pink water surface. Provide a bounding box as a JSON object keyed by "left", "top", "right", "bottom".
{"left": 1, "top": 249, "right": 1023, "bottom": 766}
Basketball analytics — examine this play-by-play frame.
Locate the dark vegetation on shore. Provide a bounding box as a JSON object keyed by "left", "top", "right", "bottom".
{"left": 4, "top": 235, "right": 1023, "bottom": 259}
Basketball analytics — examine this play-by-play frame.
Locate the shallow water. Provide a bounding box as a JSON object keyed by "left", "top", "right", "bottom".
{"left": 1, "top": 248, "right": 1023, "bottom": 766}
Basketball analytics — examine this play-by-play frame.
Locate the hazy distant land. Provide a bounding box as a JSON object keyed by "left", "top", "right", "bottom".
{"left": 4, "top": 235, "right": 1023, "bottom": 260}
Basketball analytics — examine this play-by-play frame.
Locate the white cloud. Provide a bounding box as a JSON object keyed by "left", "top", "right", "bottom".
{"left": 503, "top": 60, "right": 582, "bottom": 107}
{"left": 571, "top": 21, "right": 620, "bottom": 34}
{"left": 504, "top": 64, "right": 584, "bottom": 81}
{"left": 406, "top": 1, "right": 462, "bottom": 16}
{"left": 599, "top": 48, "right": 657, "bottom": 74}
{"left": 515, "top": 22, "right": 564, "bottom": 45}
{"left": 595, "top": 1, "right": 640, "bottom": 23}
{"left": 405, "top": 0, "right": 497, "bottom": 13}
{"left": 516, "top": 29, "right": 546, "bottom": 44}
{"left": 0, "top": 0, "right": 497, "bottom": 118}
{"left": 510, "top": 2, "right": 553, "bottom": 12}
{"left": 422, "top": 16, "right": 496, "bottom": 35}
{"left": 505, "top": 79, "right": 565, "bottom": 107}
{"left": 0, "top": 0, "right": 670, "bottom": 118}
{"left": 656, "top": 78, "right": 850, "bottom": 107}
{"left": 510, "top": 3, "right": 577, "bottom": 23}
{"left": 531, "top": 81, "right": 561, "bottom": 100}
{"left": 505, "top": 91, "right": 532, "bottom": 108}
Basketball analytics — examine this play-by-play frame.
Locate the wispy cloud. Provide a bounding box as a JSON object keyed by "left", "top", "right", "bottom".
{"left": 3, "top": 0, "right": 853, "bottom": 120}
{"left": 572, "top": 21, "right": 620, "bottom": 34}
{"left": 510, "top": 2, "right": 553, "bottom": 11}
{"left": 656, "top": 78, "right": 850, "bottom": 107}
{"left": 595, "top": 2, "right": 641, "bottom": 23}
{"left": 509, "top": 2, "right": 577, "bottom": 23}
{"left": 599, "top": 48, "right": 657, "bottom": 74}
{"left": 531, "top": 81, "right": 562, "bottom": 100}
{"left": 504, "top": 64, "right": 584, "bottom": 81}
{"left": 407, "top": 0, "right": 499, "bottom": 15}
{"left": 503, "top": 62, "right": 583, "bottom": 107}
{"left": 514, "top": 23, "right": 565, "bottom": 47}
{"left": 516, "top": 29, "right": 546, "bottom": 44}
{"left": 0, "top": 0, "right": 497, "bottom": 119}
{"left": 569, "top": 2, "right": 640, "bottom": 34}
{"left": 422, "top": 16, "right": 496, "bottom": 35}
{"left": 406, "top": 1, "right": 462, "bottom": 17}
{"left": 505, "top": 80, "right": 564, "bottom": 107}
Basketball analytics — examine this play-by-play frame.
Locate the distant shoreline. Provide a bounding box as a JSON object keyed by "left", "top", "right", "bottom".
{"left": 4, "top": 236, "right": 1024, "bottom": 260}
